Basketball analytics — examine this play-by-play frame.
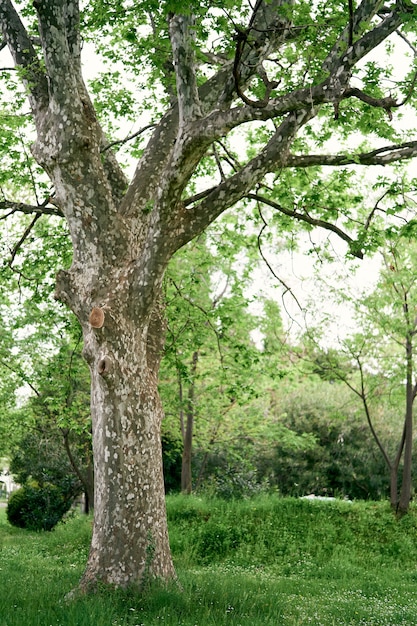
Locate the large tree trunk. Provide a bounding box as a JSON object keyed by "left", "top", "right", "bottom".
{"left": 77, "top": 300, "right": 175, "bottom": 588}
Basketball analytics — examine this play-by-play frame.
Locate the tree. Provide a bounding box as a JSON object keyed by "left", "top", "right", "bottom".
{"left": 161, "top": 232, "right": 260, "bottom": 494}
{"left": 1, "top": 0, "right": 417, "bottom": 590}
{"left": 356, "top": 241, "right": 417, "bottom": 514}
{"left": 14, "top": 341, "right": 94, "bottom": 511}
{"left": 307, "top": 239, "right": 417, "bottom": 513}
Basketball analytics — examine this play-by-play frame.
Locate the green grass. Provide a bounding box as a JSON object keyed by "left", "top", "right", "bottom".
{"left": 2, "top": 496, "right": 417, "bottom": 625}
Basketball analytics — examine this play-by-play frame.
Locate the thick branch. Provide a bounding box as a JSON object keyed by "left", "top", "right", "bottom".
{"left": 169, "top": 13, "right": 201, "bottom": 127}
{"left": 0, "top": 0, "right": 48, "bottom": 112}
{"left": 322, "top": 0, "right": 386, "bottom": 72}
{"left": 121, "top": 0, "right": 296, "bottom": 218}
{"left": 331, "top": 6, "right": 411, "bottom": 74}
{"left": 188, "top": 68, "right": 409, "bottom": 150}
{"left": 33, "top": 0, "right": 81, "bottom": 102}
{"left": 175, "top": 108, "right": 315, "bottom": 249}
{"left": 345, "top": 86, "right": 399, "bottom": 119}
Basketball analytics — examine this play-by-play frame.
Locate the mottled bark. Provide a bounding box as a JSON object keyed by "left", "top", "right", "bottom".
{"left": 80, "top": 312, "right": 175, "bottom": 587}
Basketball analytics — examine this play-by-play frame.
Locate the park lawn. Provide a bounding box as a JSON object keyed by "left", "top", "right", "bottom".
{"left": 1, "top": 496, "right": 417, "bottom": 625}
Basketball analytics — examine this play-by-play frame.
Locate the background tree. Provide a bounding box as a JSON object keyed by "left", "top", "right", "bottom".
{"left": 161, "top": 230, "right": 260, "bottom": 494}
{"left": 6, "top": 337, "right": 94, "bottom": 511}
{"left": 306, "top": 238, "right": 417, "bottom": 513}
{"left": 1, "top": 0, "right": 417, "bottom": 590}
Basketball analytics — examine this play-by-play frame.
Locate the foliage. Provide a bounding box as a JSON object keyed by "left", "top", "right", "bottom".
{"left": 196, "top": 463, "right": 271, "bottom": 500}
{"left": 6, "top": 337, "right": 93, "bottom": 510}
{"left": 9, "top": 430, "right": 83, "bottom": 497}
{"left": 6, "top": 484, "right": 73, "bottom": 532}
{"left": 256, "top": 376, "right": 389, "bottom": 499}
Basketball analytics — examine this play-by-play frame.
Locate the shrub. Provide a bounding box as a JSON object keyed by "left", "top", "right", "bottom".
{"left": 198, "top": 465, "right": 271, "bottom": 500}
{"left": 7, "top": 484, "right": 73, "bottom": 531}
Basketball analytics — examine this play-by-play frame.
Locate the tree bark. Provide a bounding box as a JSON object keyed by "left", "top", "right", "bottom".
{"left": 78, "top": 302, "right": 176, "bottom": 588}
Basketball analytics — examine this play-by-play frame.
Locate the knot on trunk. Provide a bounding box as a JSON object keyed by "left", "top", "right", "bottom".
{"left": 98, "top": 356, "right": 113, "bottom": 376}
{"left": 89, "top": 307, "right": 105, "bottom": 328}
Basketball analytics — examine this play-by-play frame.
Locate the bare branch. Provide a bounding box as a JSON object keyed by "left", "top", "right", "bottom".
{"left": 363, "top": 190, "right": 391, "bottom": 231}
{"left": 286, "top": 141, "right": 417, "bottom": 168}
{"left": 256, "top": 203, "right": 303, "bottom": 313}
{"left": 101, "top": 124, "right": 157, "bottom": 153}
{"left": 0, "top": 358, "right": 41, "bottom": 397}
{"left": 0, "top": 199, "right": 63, "bottom": 218}
{"left": 8, "top": 213, "right": 42, "bottom": 268}
{"left": 344, "top": 86, "right": 399, "bottom": 119}
{"left": 248, "top": 192, "right": 363, "bottom": 259}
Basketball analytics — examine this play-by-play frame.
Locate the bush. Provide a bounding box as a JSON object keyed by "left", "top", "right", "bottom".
{"left": 7, "top": 484, "right": 73, "bottom": 531}
{"left": 198, "top": 465, "right": 271, "bottom": 500}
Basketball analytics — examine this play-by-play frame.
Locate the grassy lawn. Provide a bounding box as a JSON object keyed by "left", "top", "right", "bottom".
{"left": 1, "top": 495, "right": 417, "bottom": 625}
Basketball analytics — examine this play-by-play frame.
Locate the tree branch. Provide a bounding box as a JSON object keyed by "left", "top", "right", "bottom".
{"left": 344, "top": 87, "right": 400, "bottom": 119}
{"left": 121, "top": 1, "right": 299, "bottom": 219}
{"left": 355, "top": 355, "right": 393, "bottom": 471}
{"left": 286, "top": 141, "right": 417, "bottom": 168}
{"left": 0, "top": 199, "right": 63, "bottom": 219}
{"left": 248, "top": 192, "right": 363, "bottom": 259}
{"left": 8, "top": 213, "right": 42, "bottom": 268}
{"left": 0, "top": 0, "right": 48, "bottom": 113}
{"left": 333, "top": 6, "right": 410, "bottom": 73}
{"left": 256, "top": 203, "right": 303, "bottom": 312}
{"left": 173, "top": 107, "right": 316, "bottom": 249}
{"left": 33, "top": 0, "right": 81, "bottom": 103}
{"left": 323, "top": 0, "right": 390, "bottom": 73}
{"left": 101, "top": 124, "right": 157, "bottom": 153}
{"left": 169, "top": 13, "right": 201, "bottom": 127}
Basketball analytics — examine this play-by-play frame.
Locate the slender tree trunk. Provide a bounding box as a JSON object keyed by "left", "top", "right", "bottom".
{"left": 62, "top": 428, "right": 94, "bottom": 512}
{"left": 83, "top": 457, "right": 94, "bottom": 515}
{"left": 181, "top": 350, "right": 198, "bottom": 494}
{"left": 390, "top": 466, "right": 399, "bottom": 510}
{"left": 398, "top": 336, "right": 414, "bottom": 515}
